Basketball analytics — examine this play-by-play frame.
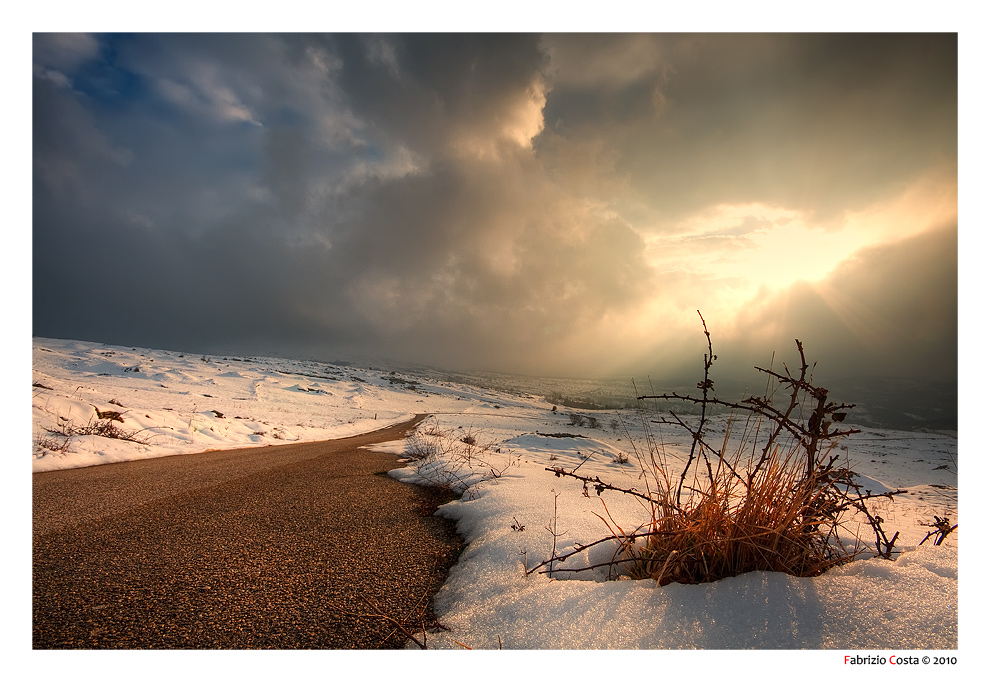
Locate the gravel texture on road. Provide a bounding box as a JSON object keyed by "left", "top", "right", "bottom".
{"left": 33, "top": 415, "right": 463, "bottom": 649}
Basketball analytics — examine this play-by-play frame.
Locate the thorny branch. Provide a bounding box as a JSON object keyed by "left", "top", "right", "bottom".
{"left": 533, "top": 315, "right": 920, "bottom": 586}
{"left": 545, "top": 466, "right": 655, "bottom": 503}
{"left": 920, "top": 515, "right": 958, "bottom": 547}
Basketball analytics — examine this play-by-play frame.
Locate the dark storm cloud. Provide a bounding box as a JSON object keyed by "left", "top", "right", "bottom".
{"left": 33, "top": 33, "right": 957, "bottom": 397}
{"left": 539, "top": 33, "right": 956, "bottom": 226}
{"left": 32, "top": 33, "right": 643, "bottom": 370}
{"left": 317, "top": 155, "right": 654, "bottom": 371}
{"left": 329, "top": 33, "right": 548, "bottom": 154}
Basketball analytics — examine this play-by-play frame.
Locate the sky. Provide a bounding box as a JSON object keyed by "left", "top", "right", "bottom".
{"left": 32, "top": 32, "right": 958, "bottom": 398}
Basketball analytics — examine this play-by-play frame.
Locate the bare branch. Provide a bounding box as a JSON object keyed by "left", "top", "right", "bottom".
{"left": 545, "top": 467, "right": 654, "bottom": 503}
{"left": 531, "top": 317, "right": 911, "bottom": 586}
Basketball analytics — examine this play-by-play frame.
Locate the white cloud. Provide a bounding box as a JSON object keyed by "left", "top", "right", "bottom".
{"left": 33, "top": 65, "right": 72, "bottom": 89}
{"left": 155, "top": 73, "right": 262, "bottom": 126}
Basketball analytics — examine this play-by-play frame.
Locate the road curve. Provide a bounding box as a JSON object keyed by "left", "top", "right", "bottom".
{"left": 33, "top": 414, "right": 464, "bottom": 649}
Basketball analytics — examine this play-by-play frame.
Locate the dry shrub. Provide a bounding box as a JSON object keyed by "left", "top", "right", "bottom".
{"left": 43, "top": 408, "right": 153, "bottom": 446}
{"left": 37, "top": 433, "right": 72, "bottom": 454}
{"left": 406, "top": 418, "right": 496, "bottom": 465}
{"left": 404, "top": 417, "right": 515, "bottom": 497}
{"left": 612, "top": 444, "right": 854, "bottom": 585}
{"left": 535, "top": 312, "right": 904, "bottom": 585}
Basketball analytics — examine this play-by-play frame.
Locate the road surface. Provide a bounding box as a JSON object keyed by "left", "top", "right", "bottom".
{"left": 33, "top": 415, "right": 463, "bottom": 649}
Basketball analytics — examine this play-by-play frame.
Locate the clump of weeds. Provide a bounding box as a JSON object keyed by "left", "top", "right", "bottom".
{"left": 531, "top": 312, "right": 907, "bottom": 585}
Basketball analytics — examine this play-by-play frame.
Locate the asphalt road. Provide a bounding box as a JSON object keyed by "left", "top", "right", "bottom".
{"left": 33, "top": 414, "right": 464, "bottom": 649}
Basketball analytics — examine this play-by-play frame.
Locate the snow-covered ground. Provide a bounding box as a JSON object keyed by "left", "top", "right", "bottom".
{"left": 30, "top": 338, "right": 961, "bottom": 662}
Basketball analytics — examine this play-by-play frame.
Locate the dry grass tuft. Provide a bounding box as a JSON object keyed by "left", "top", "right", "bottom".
{"left": 613, "top": 445, "right": 854, "bottom": 584}
{"left": 533, "top": 312, "right": 906, "bottom": 585}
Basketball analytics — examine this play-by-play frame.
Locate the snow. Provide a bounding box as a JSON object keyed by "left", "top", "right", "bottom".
{"left": 28, "top": 337, "right": 965, "bottom": 669}
{"left": 388, "top": 417, "right": 958, "bottom": 650}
